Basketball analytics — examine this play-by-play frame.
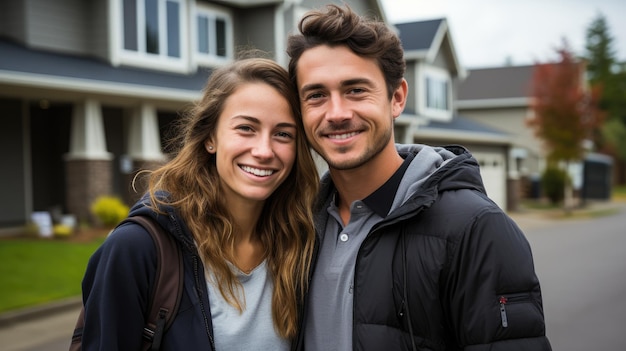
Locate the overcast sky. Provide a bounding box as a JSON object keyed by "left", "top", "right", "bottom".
{"left": 380, "top": 0, "right": 626, "bottom": 69}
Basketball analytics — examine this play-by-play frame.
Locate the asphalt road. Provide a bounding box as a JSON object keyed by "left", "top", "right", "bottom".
{"left": 1, "top": 203, "right": 625, "bottom": 350}
{"left": 523, "top": 204, "right": 626, "bottom": 350}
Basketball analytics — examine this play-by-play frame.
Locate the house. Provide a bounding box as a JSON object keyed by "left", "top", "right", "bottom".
{"left": 0, "top": 0, "right": 386, "bottom": 229}
{"left": 0, "top": 0, "right": 515, "bottom": 231}
{"left": 393, "top": 19, "right": 514, "bottom": 210}
{"left": 456, "top": 65, "right": 542, "bottom": 190}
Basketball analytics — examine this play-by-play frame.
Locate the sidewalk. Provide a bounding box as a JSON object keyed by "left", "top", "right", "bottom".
{"left": 0, "top": 298, "right": 81, "bottom": 351}
{"left": 1, "top": 200, "right": 623, "bottom": 351}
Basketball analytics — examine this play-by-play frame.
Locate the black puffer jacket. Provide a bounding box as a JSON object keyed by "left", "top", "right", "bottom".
{"left": 300, "top": 144, "right": 551, "bottom": 350}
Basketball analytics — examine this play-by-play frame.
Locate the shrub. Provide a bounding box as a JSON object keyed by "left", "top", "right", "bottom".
{"left": 541, "top": 166, "right": 569, "bottom": 205}
{"left": 90, "top": 196, "right": 130, "bottom": 227}
{"left": 53, "top": 224, "right": 73, "bottom": 238}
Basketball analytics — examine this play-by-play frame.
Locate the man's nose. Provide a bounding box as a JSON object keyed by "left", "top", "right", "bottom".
{"left": 325, "top": 94, "right": 352, "bottom": 122}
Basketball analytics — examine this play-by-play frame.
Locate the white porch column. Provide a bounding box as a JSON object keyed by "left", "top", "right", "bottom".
{"left": 67, "top": 99, "right": 113, "bottom": 160}
{"left": 127, "top": 103, "right": 165, "bottom": 162}
{"left": 65, "top": 99, "right": 113, "bottom": 224}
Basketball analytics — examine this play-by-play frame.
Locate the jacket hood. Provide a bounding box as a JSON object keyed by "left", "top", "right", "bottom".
{"left": 315, "top": 144, "right": 486, "bottom": 214}
{"left": 127, "top": 193, "right": 197, "bottom": 251}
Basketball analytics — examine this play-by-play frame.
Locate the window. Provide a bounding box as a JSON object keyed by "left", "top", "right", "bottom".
{"left": 119, "top": 0, "right": 187, "bottom": 71}
{"left": 195, "top": 5, "right": 233, "bottom": 65}
{"left": 425, "top": 76, "right": 449, "bottom": 111}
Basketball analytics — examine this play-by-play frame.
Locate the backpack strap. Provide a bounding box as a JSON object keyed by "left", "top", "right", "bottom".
{"left": 69, "top": 215, "right": 184, "bottom": 351}
{"left": 126, "top": 215, "right": 184, "bottom": 351}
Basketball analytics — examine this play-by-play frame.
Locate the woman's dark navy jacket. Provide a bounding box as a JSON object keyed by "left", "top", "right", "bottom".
{"left": 80, "top": 198, "right": 222, "bottom": 350}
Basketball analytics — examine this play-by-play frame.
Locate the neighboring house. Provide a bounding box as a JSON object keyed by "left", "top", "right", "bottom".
{"left": 457, "top": 64, "right": 613, "bottom": 201}
{"left": 456, "top": 65, "right": 541, "bottom": 180}
{"left": 394, "top": 19, "right": 513, "bottom": 210}
{"left": 0, "top": 0, "right": 386, "bottom": 229}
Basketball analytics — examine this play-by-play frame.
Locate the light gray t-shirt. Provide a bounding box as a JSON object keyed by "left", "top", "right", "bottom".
{"left": 206, "top": 260, "right": 289, "bottom": 351}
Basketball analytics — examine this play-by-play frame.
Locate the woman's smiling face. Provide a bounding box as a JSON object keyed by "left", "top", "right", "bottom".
{"left": 205, "top": 81, "right": 297, "bottom": 207}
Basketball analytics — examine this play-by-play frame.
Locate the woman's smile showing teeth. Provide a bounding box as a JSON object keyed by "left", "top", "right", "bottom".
{"left": 240, "top": 165, "right": 275, "bottom": 177}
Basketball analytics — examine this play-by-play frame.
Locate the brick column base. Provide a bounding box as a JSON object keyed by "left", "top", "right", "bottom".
{"left": 66, "top": 159, "right": 113, "bottom": 225}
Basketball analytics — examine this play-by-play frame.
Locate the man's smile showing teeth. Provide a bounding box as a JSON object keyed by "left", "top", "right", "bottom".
{"left": 240, "top": 165, "right": 275, "bottom": 177}
{"left": 328, "top": 131, "right": 359, "bottom": 140}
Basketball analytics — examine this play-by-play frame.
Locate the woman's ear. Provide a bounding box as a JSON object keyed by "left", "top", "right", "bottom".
{"left": 205, "top": 140, "right": 216, "bottom": 154}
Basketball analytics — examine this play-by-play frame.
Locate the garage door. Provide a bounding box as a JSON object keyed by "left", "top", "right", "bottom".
{"left": 472, "top": 152, "right": 506, "bottom": 210}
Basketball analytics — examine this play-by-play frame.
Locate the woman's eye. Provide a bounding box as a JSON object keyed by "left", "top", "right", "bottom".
{"left": 236, "top": 125, "right": 254, "bottom": 132}
{"left": 276, "top": 131, "right": 294, "bottom": 139}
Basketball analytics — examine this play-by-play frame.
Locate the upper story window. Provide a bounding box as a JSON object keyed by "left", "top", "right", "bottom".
{"left": 118, "top": 0, "right": 188, "bottom": 72}
{"left": 425, "top": 76, "right": 449, "bottom": 111}
{"left": 194, "top": 4, "right": 233, "bottom": 66}
{"left": 418, "top": 65, "right": 452, "bottom": 121}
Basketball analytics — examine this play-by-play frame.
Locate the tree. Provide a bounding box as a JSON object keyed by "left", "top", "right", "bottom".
{"left": 584, "top": 13, "right": 626, "bottom": 183}
{"left": 528, "top": 39, "right": 603, "bottom": 207}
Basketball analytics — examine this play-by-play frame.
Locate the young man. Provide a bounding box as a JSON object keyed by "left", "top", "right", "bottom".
{"left": 287, "top": 4, "right": 551, "bottom": 351}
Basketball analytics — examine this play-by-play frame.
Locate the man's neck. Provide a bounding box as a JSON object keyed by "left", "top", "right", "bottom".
{"left": 330, "top": 149, "right": 404, "bottom": 225}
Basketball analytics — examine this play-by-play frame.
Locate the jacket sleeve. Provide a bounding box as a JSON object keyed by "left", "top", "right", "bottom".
{"left": 81, "top": 222, "right": 157, "bottom": 350}
{"left": 443, "top": 206, "right": 551, "bottom": 350}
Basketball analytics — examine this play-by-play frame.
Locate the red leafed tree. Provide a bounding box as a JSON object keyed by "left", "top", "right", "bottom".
{"left": 528, "top": 42, "right": 603, "bottom": 164}
{"left": 528, "top": 40, "right": 604, "bottom": 207}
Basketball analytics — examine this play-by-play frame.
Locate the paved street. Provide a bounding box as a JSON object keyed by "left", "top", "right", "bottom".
{"left": 1, "top": 203, "right": 625, "bottom": 350}
{"left": 521, "top": 204, "right": 626, "bottom": 350}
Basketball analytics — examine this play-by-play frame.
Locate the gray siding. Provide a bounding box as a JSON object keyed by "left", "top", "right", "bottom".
{"left": 0, "top": 1, "right": 27, "bottom": 43}
{"left": 234, "top": 6, "right": 276, "bottom": 55}
{"left": 25, "top": 0, "right": 89, "bottom": 55}
{"left": 88, "top": 0, "right": 110, "bottom": 61}
{"left": 405, "top": 64, "right": 416, "bottom": 113}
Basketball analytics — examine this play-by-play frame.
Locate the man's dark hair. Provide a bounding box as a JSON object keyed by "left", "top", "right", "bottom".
{"left": 287, "top": 4, "right": 406, "bottom": 99}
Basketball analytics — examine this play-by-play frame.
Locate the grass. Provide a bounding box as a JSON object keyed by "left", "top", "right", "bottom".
{"left": 0, "top": 236, "right": 105, "bottom": 313}
{"left": 613, "top": 185, "right": 626, "bottom": 201}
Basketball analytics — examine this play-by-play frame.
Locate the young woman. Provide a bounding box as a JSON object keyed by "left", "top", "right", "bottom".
{"left": 77, "top": 58, "right": 319, "bottom": 350}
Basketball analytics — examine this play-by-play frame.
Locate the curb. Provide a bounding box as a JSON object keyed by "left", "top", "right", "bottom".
{"left": 0, "top": 296, "right": 82, "bottom": 328}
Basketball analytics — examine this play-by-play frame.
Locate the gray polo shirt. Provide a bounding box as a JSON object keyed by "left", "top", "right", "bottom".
{"left": 304, "top": 154, "right": 413, "bottom": 351}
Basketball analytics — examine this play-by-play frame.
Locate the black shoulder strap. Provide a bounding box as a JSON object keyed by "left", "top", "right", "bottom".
{"left": 69, "top": 215, "right": 184, "bottom": 351}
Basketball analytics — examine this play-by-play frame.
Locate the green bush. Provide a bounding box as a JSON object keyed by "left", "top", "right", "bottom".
{"left": 541, "top": 166, "right": 569, "bottom": 205}
{"left": 90, "top": 195, "right": 129, "bottom": 227}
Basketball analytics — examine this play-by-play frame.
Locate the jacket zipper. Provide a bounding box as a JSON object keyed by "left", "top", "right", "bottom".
{"left": 498, "top": 292, "right": 532, "bottom": 328}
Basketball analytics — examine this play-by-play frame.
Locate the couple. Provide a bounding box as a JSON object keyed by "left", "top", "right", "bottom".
{"left": 77, "top": 5, "right": 551, "bottom": 351}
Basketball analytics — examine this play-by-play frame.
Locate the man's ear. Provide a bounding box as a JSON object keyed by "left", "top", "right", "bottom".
{"left": 392, "top": 79, "right": 408, "bottom": 119}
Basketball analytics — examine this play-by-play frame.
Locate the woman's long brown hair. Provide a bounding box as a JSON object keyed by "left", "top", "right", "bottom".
{"left": 145, "top": 58, "right": 318, "bottom": 339}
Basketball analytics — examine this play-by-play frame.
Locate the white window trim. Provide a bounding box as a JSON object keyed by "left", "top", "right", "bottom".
{"left": 191, "top": 2, "right": 234, "bottom": 68}
{"left": 112, "top": 0, "right": 190, "bottom": 73}
{"left": 417, "top": 65, "right": 452, "bottom": 122}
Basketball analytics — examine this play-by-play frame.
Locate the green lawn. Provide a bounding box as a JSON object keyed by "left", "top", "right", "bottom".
{"left": 0, "top": 237, "right": 104, "bottom": 313}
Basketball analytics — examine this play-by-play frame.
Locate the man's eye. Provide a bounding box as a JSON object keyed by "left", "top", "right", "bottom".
{"left": 305, "top": 92, "right": 324, "bottom": 100}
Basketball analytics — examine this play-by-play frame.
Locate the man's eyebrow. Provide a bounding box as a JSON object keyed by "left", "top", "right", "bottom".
{"left": 300, "top": 78, "right": 375, "bottom": 95}
{"left": 299, "top": 83, "right": 325, "bottom": 95}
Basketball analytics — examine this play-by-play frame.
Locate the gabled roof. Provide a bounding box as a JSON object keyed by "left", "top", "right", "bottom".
{"left": 458, "top": 65, "right": 534, "bottom": 100}
{"left": 395, "top": 18, "right": 466, "bottom": 78}
{"left": 0, "top": 39, "right": 208, "bottom": 101}
{"left": 396, "top": 19, "right": 443, "bottom": 52}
